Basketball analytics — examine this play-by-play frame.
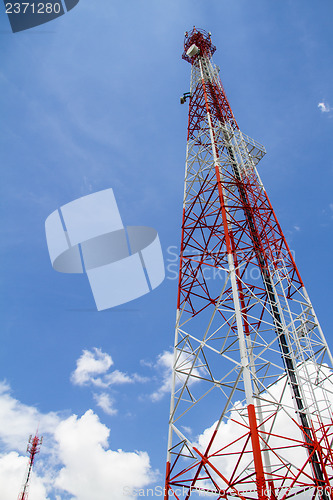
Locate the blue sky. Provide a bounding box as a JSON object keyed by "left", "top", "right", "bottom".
{"left": 0, "top": 1, "right": 333, "bottom": 498}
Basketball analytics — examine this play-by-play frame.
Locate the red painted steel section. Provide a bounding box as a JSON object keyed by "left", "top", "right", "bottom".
{"left": 182, "top": 28, "right": 216, "bottom": 63}
{"left": 247, "top": 404, "right": 269, "bottom": 500}
{"left": 164, "top": 461, "right": 171, "bottom": 500}
{"left": 193, "top": 447, "right": 248, "bottom": 500}
{"left": 17, "top": 433, "right": 42, "bottom": 500}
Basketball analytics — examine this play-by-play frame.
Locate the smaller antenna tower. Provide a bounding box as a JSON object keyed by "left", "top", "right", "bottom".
{"left": 17, "top": 432, "right": 43, "bottom": 500}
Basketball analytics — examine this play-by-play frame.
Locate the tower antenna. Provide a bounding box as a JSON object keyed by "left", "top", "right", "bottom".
{"left": 18, "top": 432, "right": 43, "bottom": 500}
{"left": 165, "top": 27, "right": 333, "bottom": 500}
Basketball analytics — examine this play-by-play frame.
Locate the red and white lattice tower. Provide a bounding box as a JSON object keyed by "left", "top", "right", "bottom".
{"left": 18, "top": 433, "right": 43, "bottom": 500}
{"left": 164, "top": 28, "right": 333, "bottom": 500}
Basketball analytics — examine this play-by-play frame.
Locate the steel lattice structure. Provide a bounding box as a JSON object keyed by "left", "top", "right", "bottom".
{"left": 18, "top": 433, "right": 43, "bottom": 500}
{"left": 164, "top": 28, "right": 333, "bottom": 500}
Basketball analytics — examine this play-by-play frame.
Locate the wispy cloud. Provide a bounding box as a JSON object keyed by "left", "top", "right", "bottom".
{"left": 318, "top": 101, "right": 332, "bottom": 113}
{"left": 93, "top": 393, "right": 118, "bottom": 416}
{"left": 148, "top": 349, "right": 206, "bottom": 403}
{"left": 181, "top": 425, "right": 192, "bottom": 435}
{"left": 103, "top": 371, "right": 149, "bottom": 386}
{"left": 321, "top": 203, "right": 333, "bottom": 221}
{"left": 149, "top": 350, "right": 174, "bottom": 402}
{"left": 70, "top": 348, "right": 113, "bottom": 387}
{"left": 71, "top": 348, "right": 148, "bottom": 389}
{"left": 71, "top": 348, "right": 149, "bottom": 415}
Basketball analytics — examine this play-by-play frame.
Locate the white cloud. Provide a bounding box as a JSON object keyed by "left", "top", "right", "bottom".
{"left": 0, "top": 383, "right": 156, "bottom": 500}
{"left": 71, "top": 348, "right": 150, "bottom": 415}
{"left": 93, "top": 393, "right": 118, "bottom": 416}
{"left": 54, "top": 410, "right": 155, "bottom": 500}
{"left": 71, "top": 348, "right": 113, "bottom": 387}
{"left": 149, "top": 350, "right": 174, "bottom": 402}
{"left": 140, "top": 359, "right": 154, "bottom": 368}
{"left": 181, "top": 425, "right": 192, "bottom": 435}
{"left": 0, "top": 384, "right": 58, "bottom": 500}
{"left": 71, "top": 347, "right": 150, "bottom": 415}
{"left": 0, "top": 451, "right": 49, "bottom": 500}
{"left": 0, "top": 381, "right": 59, "bottom": 454}
{"left": 318, "top": 102, "right": 331, "bottom": 113}
{"left": 149, "top": 349, "right": 205, "bottom": 402}
{"left": 133, "top": 373, "right": 150, "bottom": 383}
{"left": 93, "top": 370, "right": 149, "bottom": 388}
{"left": 71, "top": 348, "right": 149, "bottom": 391}
{"left": 104, "top": 369, "right": 135, "bottom": 385}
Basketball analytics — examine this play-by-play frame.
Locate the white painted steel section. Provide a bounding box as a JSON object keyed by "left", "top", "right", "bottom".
{"left": 199, "top": 56, "right": 255, "bottom": 408}
{"left": 166, "top": 309, "right": 180, "bottom": 465}
{"left": 227, "top": 254, "right": 254, "bottom": 406}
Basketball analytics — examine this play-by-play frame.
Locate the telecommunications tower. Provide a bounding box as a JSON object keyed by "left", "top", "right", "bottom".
{"left": 165, "top": 28, "right": 333, "bottom": 500}
{"left": 18, "top": 432, "right": 43, "bottom": 500}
